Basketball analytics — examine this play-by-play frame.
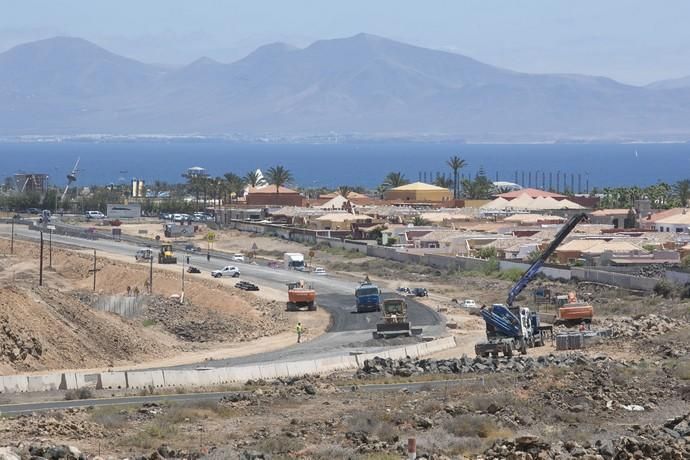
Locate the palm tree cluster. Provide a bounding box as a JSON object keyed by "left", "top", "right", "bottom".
{"left": 181, "top": 165, "right": 294, "bottom": 210}
{"left": 379, "top": 154, "right": 469, "bottom": 199}
{"left": 599, "top": 180, "right": 690, "bottom": 209}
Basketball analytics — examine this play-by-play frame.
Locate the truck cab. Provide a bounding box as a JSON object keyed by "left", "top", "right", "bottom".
{"left": 284, "top": 253, "right": 305, "bottom": 271}
{"left": 355, "top": 283, "right": 381, "bottom": 312}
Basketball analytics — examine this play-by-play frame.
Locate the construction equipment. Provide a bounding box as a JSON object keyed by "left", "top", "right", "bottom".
{"left": 373, "top": 298, "right": 411, "bottom": 339}
{"left": 553, "top": 291, "right": 593, "bottom": 324}
{"left": 158, "top": 243, "right": 177, "bottom": 264}
{"left": 476, "top": 213, "right": 589, "bottom": 357}
{"left": 286, "top": 281, "right": 316, "bottom": 311}
{"left": 355, "top": 281, "right": 381, "bottom": 313}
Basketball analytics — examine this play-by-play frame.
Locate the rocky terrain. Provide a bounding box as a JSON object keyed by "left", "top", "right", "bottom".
{"left": 0, "top": 238, "right": 289, "bottom": 372}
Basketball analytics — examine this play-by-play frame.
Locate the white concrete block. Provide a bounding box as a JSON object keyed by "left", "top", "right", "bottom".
{"left": 27, "top": 373, "right": 62, "bottom": 392}
{"left": 0, "top": 375, "right": 29, "bottom": 393}
{"left": 162, "top": 370, "right": 200, "bottom": 387}
{"left": 99, "top": 372, "right": 127, "bottom": 390}
{"left": 285, "top": 360, "right": 317, "bottom": 377}
{"left": 126, "top": 370, "right": 165, "bottom": 389}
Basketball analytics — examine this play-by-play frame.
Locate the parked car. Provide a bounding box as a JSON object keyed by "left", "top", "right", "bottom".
{"left": 313, "top": 267, "right": 327, "bottom": 276}
{"left": 412, "top": 287, "right": 428, "bottom": 297}
{"left": 211, "top": 266, "right": 241, "bottom": 278}
{"left": 461, "top": 299, "right": 477, "bottom": 309}
{"left": 85, "top": 210, "right": 105, "bottom": 219}
{"left": 231, "top": 254, "right": 245, "bottom": 262}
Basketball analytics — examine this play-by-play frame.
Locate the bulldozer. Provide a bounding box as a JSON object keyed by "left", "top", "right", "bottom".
{"left": 158, "top": 243, "right": 177, "bottom": 264}
{"left": 553, "top": 291, "right": 593, "bottom": 324}
{"left": 373, "top": 298, "right": 421, "bottom": 339}
{"left": 286, "top": 281, "right": 316, "bottom": 311}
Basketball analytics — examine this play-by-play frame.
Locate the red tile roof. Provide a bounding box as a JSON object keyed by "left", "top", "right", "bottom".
{"left": 247, "top": 185, "right": 299, "bottom": 194}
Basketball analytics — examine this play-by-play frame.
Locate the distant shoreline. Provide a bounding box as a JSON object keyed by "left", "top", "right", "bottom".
{"left": 0, "top": 135, "right": 687, "bottom": 145}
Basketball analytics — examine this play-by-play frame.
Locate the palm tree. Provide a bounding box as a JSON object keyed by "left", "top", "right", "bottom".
{"left": 382, "top": 172, "right": 409, "bottom": 189}
{"left": 675, "top": 179, "right": 690, "bottom": 207}
{"left": 265, "top": 165, "right": 293, "bottom": 193}
{"left": 337, "top": 185, "right": 353, "bottom": 198}
{"left": 446, "top": 155, "right": 467, "bottom": 200}
{"left": 224, "top": 172, "right": 246, "bottom": 203}
{"left": 245, "top": 170, "right": 262, "bottom": 188}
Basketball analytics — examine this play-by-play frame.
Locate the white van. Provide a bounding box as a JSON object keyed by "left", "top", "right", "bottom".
{"left": 85, "top": 210, "right": 105, "bottom": 219}
{"left": 135, "top": 248, "right": 153, "bottom": 261}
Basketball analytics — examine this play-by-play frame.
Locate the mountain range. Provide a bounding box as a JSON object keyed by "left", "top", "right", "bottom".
{"left": 1, "top": 33, "right": 690, "bottom": 141}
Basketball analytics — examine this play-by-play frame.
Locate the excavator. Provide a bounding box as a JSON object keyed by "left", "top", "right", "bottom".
{"left": 286, "top": 280, "right": 317, "bottom": 311}
{"left": 476, "top": 213, "right": 591, "bottom": 357}
{"left": 553, "top": 291, "right": 594, "bottom": 324}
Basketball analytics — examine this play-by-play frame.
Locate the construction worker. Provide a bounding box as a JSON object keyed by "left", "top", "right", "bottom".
{"left": 296, "top": 322, "right": 303, "bottom": 343}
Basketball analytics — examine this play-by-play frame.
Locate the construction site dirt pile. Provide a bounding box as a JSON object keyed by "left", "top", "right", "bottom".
{"left": 601, "top": 313, "right": 683, "bottom": 338}
{"left": 142, "top": 295, "right": 288, "bottom": 343}
{"left": 0, "top": 286, "right": 169, "bottom": 372}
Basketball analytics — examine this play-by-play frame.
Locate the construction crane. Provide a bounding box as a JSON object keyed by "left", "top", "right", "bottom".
{"left": 476, "top": 212, "right": 589, "bottom": 357}
{"left": 61, "top": 158, "right": 80, "bottom": 202}
{"left": 506, "top": 212, "right": 589, "bottom": 306}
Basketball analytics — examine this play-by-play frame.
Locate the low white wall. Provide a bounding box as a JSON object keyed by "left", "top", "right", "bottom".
{"left": 0, "top": 336, "right": 458, "bottom": 394}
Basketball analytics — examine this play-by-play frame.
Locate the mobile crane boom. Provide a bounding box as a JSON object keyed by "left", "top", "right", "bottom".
{"left": 506, "top": 213, "right": 588, "bottom": 306}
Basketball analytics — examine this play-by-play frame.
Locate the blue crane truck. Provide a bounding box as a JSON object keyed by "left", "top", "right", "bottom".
{"left": 355, "top": 282, "right": 381, "bottom": 313}
{"left": 475, "top": 213, "right": 588, "bottom": 357}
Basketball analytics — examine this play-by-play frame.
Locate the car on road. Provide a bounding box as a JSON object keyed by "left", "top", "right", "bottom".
{"left": 313, "top": 267, "right": 327, "bottom": 276}
{"left": 461, "top": 299, "right": 477, "bottom": 309}
{"left": 231, "top": 254, "right": 245, "bottom": 262}
{"left": 184, "top": 243, "right": 201, "bottom": 252}
{"left": 211, "top": 266, "right": 241, "bottom": 278}
{"left": 85, "top": 210, "right": 105, "bottom": 219}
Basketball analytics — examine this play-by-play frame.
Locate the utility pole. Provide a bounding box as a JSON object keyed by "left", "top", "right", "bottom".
{"left": 39, "top": 230, "right": 44, "bottom": 286}
{"left": 10, "top": 216, "right": 15, "bottom": 255}
{"left": 92, "top": 249, "right": 97, "bottom": 291}
{"left": 182, "top": 250, "right": 186, "bottom": 294}
{"left": 149, "top": 253, "right": 153, "bottom": 294}
{"left": 48, "top": 227, "right": 53, "bottom": 269}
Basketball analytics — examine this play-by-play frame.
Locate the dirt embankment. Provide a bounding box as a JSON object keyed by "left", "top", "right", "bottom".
{"left": 0, "top": 237, "right": 291, "bottom": 373}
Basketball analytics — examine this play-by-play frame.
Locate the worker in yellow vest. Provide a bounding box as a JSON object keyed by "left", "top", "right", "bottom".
{"left": 296, "top": 322, "right": 303, "bottom": 343}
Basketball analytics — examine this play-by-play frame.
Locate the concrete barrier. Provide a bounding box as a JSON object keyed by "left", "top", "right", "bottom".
{"left": 405, "top": 346, "right": 420, "bottom": 358}
{"left": 387, "top": 347, "right": 409, "bottom": 360}
{"left": 27, "top": 373, "right": 63, "bottom": 392}
{"left": 0, "top": 375, "right": 29, "bottom": 393}
{"left": 314, "top": 355, "right": 358, "bottom": 373}
{"left": 126, "top": 370, "right": 165, "bottom": 389}
{"left": 163, "top": 370, "right": 200, "bottom": 387}
{"left": 62, "top": 373, "right": 89, "bottom": 390}
{"left": 258, "top": 364, "right": 279, "bottom": 380}
{"left": 285, "top": 360, "right": 318, "bottom": 377}
{"left": 229, "top": 365, "right": 262, "bottom": 382}
{"left": 98, "top": 372, "right": 128, "bottom": 390}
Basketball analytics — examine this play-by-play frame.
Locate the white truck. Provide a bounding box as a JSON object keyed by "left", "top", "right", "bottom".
{"left": 284, "top": 253, "right": 305, "bottom": 271}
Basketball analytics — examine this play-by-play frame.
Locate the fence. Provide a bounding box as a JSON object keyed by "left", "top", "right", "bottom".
{"left": 93, "top": 295, "right": 147, "bottom": 318}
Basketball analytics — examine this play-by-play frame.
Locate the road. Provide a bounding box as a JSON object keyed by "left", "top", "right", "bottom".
{"left": 0, "top": 377, "right": 485, "bottom": 415}
{"left": 0, "top": 223, "right": 444, "bottom": 370}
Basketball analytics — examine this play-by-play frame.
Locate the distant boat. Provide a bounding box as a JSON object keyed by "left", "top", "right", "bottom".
{"left": 634, "top": 149, "right": 639, "bottom": 158}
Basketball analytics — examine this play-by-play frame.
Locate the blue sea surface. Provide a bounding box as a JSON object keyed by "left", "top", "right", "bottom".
{"left": 0, "top": 142, "right": 688, "bottom": 191}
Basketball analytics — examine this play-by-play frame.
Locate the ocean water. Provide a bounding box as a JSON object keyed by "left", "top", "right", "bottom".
{"left": 0, "top": 141, "right": 689, "bottom": 191}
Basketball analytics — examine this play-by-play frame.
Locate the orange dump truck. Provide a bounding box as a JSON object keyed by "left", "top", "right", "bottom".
{"left": 554, "top": 292, "right": 593, "bottom": 324}
{"left": 286, "top": 281, "right": 317, "bottom": 311}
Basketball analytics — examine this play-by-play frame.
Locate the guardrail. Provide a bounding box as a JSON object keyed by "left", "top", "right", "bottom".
{"left": 0, "top": 336, "right": 458, "bottom": 394}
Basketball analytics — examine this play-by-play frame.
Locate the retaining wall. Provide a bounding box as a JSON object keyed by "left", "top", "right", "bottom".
{"left": 0, "top": 336, "right": 458, "bottom": 394}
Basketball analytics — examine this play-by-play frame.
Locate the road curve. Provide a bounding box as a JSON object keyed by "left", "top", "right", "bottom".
{"left": 0, "top": 224, "right": 445, "bottom": 370}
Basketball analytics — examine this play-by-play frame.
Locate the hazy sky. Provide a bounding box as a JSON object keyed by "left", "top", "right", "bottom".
{"left": 1, "top": 0, "right": 689, "bottom": 85}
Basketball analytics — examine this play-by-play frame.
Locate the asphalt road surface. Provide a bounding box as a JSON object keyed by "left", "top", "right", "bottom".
{"left": 0, "top": 223, "right": 445, "bottom": 370}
